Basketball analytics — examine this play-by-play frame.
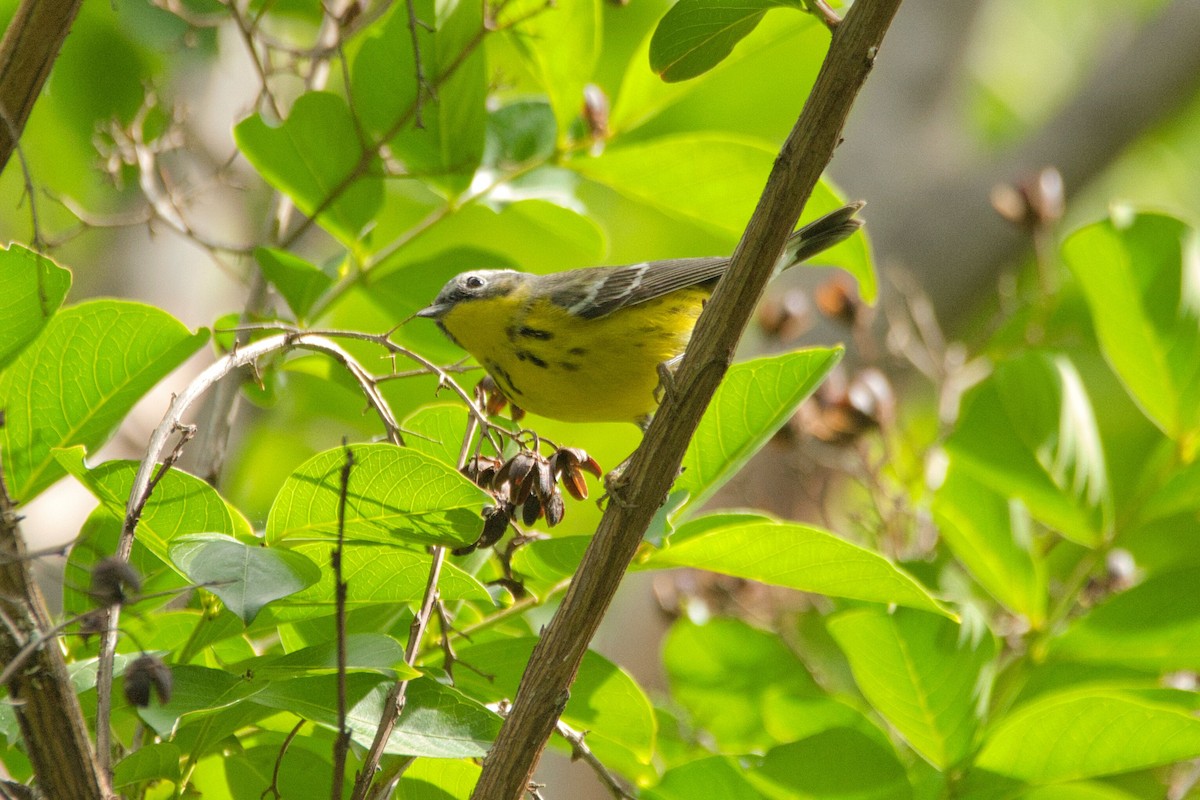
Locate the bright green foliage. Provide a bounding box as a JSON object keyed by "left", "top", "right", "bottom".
{"left": 828, "top": 608, "right": 994, "bottom": 769}
{"left": 265, "top": 443, "right": 489, "bottom": 549}
{"left": 234, "top": 92, "right": 384, "bottom": 249}
{"left": 169, "top": 533, "right": 322, "bottom": 623}
{"left": 0, "top": 244, "right": 71, "bottom": 369}
{"left": 1063, "top": 212, "right": 1200, "bottom": 448}
{"left": 674, "top": 347, "right": 843, "bottom": 515}
{"left": 976, "top": 690, "right": 1200, "bottom": 783}
{"left": 253, "top": 248, "right": 334, "bottom": 322}
{"left": 647, "top": 519, "right": 950, "bottom": 615}
{"left": 0, "top": 301, "right": 207, "bottom": 501}
{"left": 649, "top": 0, "right": 808, "bottom": 82}
{"left": 5, "top": 1, "right": 1200, "bottom": 799}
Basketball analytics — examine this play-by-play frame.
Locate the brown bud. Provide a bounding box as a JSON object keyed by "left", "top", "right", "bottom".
{"left": 758, "top": 289, "right": 812, "bottom": 343}
{"left": 477, "top": 375, "right": 510, "bottom": 417}
{"left": 991, "top": 166, "right": 1064, "bottom": 229}
{"left": 582, "top": 84, "right": 610, "bottom": 142}
{"left": 814, "top": 277, "right": 860, "bottom": 327}
{"left": 124, "top": 654, "right": 173, "bottom": 707}
{"left": 90, "top": 558, "right": 142, "bottom": 607}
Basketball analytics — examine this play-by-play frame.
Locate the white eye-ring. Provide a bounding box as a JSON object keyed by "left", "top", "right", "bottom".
{"left": 464, "top": 274, "right": 486, "bottom": 290}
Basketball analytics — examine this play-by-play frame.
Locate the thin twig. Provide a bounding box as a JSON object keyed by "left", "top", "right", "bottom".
{"left": 97, "top": 332, "right": 406, "bottom": 775}
{"left": 331, "top": 443, "right": 355, "bottom": 798}
{"left": 351, "top": 413, "right": 480, "bottom": 800}
{"left": 279, "top": 0, "right": 541, "bottom": 250}
{"left": 364, "top": 756, "right": 416, "bottom": 800}
{"left": 262, "top": 720, "right": 305, "bottom": 800}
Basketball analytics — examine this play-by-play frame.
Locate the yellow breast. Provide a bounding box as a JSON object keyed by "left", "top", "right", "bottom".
{"left": 438, "top": 288, "right": 708, "bottom": 424}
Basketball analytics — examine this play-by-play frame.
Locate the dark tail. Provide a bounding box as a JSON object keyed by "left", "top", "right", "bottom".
{"left": 781, "top": 201, "right": 865, "bottom": 268}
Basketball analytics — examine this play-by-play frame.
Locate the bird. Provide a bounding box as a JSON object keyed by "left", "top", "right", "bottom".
{"left": 416, "top": 202, "right": 864, "bottom": 428}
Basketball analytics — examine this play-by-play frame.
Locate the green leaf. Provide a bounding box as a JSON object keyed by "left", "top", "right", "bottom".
{"left": 485, "top": 99, "right": 558, "bottom": 168}
{"left": 226, "top": 741, "right": 342, "bottom": 800}
{"left": 234, "top": 92, "right": 383, "bottom": 248}
{"left": 944, "top": 353, "right": 1110, "bottom": 546}
{"left": 499, "top": 0, "right": 600, "bottom": 144}
{"left": 975, "top": 689, "right": 1200, "bottom": 782}
{"left": 113, "top": 742, "right": 181, "bottom": 788}
{"left": 0, "top": 244, "right": 71, "bottom": 370}
{"left": 265, "top": 443, "right": 489, "bottom": 548}
{"left": 251, "top": 674, "right": 499, "bottom": 757}
{"left": 272, "top": 541, "right": 491, "bottom": 613}
{"left": 613, "top": 13, "right": 824, "bottom": 139}
{"left": 674, "top": 348, "right": 841, "bottom": 516}
{"left": 169, "top": 533, "right": 320, "bottom": 623}
{"left": 646, "top": 756, "right": 761, "bottom": 800}
{"left": 397, "top": 757, "right": 481, "bottom": 799}
{"left": 933, "top": 466, "right": 1046, "bottom": 625}
{"left": 56, "top": 450, "right": 242, "bottom": 562}
{"left": 1062, "top": 212, "right": 1200, "bottom": 443}
{"left": 1050, "top": 566, "right": 1200, "bottom": 671}
{"left": 1140, "top": 457, "right": 1200, "bottom": 522}
{"left": 137, "top": 665, "right": 264, "bottom": 737}
{"left": 571, "top": 134, "right": 769, "bottom": 237}
{"left": 450, "top": 637, "right": 655, "bottom": 761}
{"left": 0, "top": 300, "right": 207, "bottom": 502}
{"left": 1016, "top": 784, "right": 1142, "bottom": 800}
{"left": 571, "top": 138, "right": 872, "bottom": 297}
{"left": 254, "top": 247, "right": 333, "bottom": 321}
{"left": 400, "top": 403, "right": 471, "bottom": 468}
{"left": 510, "top": 536, "right": 590, "bottom": 583}
{"left": 828, "top": 608, "right": 995, "bottom": 769}
{"left": 749, "top": 728, "right": 913, "bottom": 800}
{"left": 353, "top": 0, "right": 486, "bottom": 196}
{"left": 662, "top": 617, "right": 850, "bottom": 752}
{"left": 650, "top": 0, "right": 800, "bottom": 83}
{"left": 235, "top": 633, "right": 417, "bottom": 679}
{"left": 644, "top": 519, "right": 951, "bottom": 616}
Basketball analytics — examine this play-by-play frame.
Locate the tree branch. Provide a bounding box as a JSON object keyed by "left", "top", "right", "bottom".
{"left": 0, "top": 455, "right": 111, "bottom": 799}
{"left": 467, "top": 1, "right": 903, "bottom": 797}
{"left": 0, "top": 0, "right": 83, "bottom": 172}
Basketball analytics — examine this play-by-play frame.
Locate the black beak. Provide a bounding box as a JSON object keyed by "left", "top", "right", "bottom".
{"left": 415, "top": 303, "right": 448, "bottom": 319}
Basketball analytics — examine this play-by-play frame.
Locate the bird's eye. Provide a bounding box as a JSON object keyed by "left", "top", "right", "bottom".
{"left": 464, "top": 275, "right": 486, "bottom": 290}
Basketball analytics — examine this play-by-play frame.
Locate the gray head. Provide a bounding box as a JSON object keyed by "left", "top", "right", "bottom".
{"left": 416, "top": 270, "right": 526, "bottom": 320}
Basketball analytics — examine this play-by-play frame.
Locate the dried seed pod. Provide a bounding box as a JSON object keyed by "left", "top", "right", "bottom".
{"left": 478, "top": 505, "right": 511, "bottom": 549}
{"left": 533, "top": 457, "right": 554, "bottom": 502}
{"left": 497, "top": 451, "right": 536, "bottom": 495}
{"left": 124, "top": 654, "right": 173, "bottom": 707}
{"left": 90, "top": 558, "right": 142, "bottom": 607}
{"left": 544, "top": 491, "right": 565, "bottom": 527}
{"left": 564, "top": 465, "right": 589, "bottom": 501}
{"left": 521, "top": 494, "right": 542, "bottom": 527}
{"left": 554, "top": 447, "right": 602, "bottom": 478}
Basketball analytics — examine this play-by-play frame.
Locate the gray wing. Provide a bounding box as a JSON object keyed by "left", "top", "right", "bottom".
{"left": 534, "top": 202, "right": 864, "bottom": 320}
{"left": 539, "top": 256, "right": 729, "bottom": 320}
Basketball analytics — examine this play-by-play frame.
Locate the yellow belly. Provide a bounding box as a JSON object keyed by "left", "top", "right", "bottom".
{"left": 439, "top": 289, "right": 707, "bottom": 424}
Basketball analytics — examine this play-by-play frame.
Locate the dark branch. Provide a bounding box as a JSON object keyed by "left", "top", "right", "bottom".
{"left": 467, "top": 1, "right": 904, "bottom": 797}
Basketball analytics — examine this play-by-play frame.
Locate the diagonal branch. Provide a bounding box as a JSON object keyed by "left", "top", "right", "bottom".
{"left": 0, "top": 456, "right": 112, "bottom": 798}
{"left": 0, "top": 0, "right": 83, "bottom": 172}
{"left": 467, "top": 1, "right": 903, "bottom": 797}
